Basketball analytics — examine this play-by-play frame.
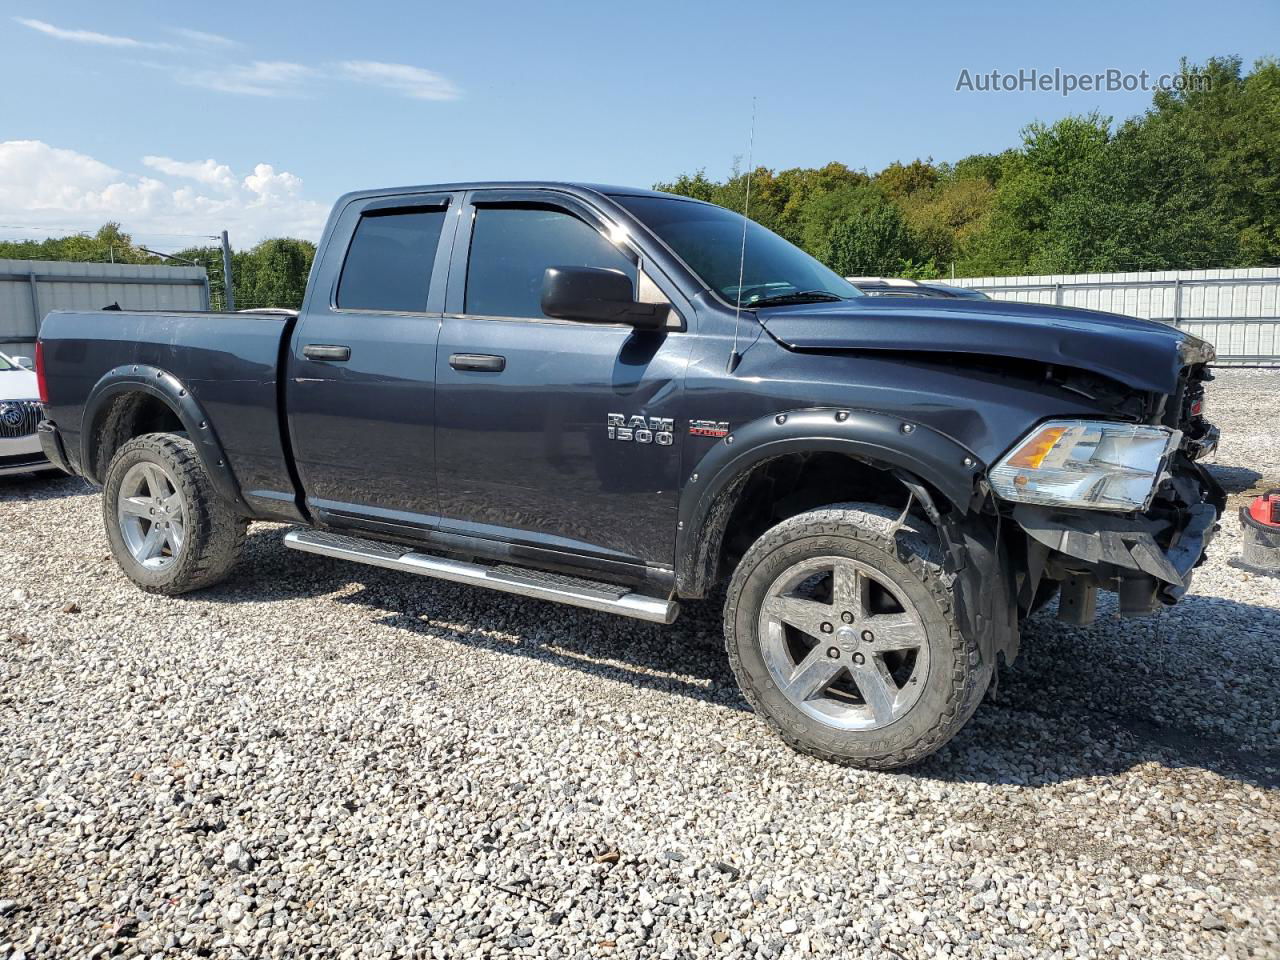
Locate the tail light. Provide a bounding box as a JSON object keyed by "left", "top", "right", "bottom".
{"left": 35, "top": 340, "right": 49, "bottom": 405}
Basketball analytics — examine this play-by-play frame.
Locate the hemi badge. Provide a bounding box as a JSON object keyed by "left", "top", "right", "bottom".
{"left": 689, "top": 419, "right": 730, "bottom": 438}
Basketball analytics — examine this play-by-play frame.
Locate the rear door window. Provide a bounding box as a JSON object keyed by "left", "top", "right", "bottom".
{"left": 464, "top": 206, "right": 636, "bottom": 319}
{"left": 337, "top": 207, "right": 448, "bottom": 312}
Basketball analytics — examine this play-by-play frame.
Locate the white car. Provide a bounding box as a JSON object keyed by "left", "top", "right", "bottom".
{"left": 0, "top": 351, "right": 49, "bottom": 476}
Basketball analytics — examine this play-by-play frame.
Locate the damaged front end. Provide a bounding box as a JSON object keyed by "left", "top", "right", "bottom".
{"left": 1002, "top": 362, "right": 1225, "bottom": 624}
{"left": 1014, "top": 457, "right": 1224, "bottom": 622}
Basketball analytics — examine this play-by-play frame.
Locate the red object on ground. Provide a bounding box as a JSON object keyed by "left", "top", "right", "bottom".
{"left": 1247, "top": 492, "right": 1280, "bottom": 528}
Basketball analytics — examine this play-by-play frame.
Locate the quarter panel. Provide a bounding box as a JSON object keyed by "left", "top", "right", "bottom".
{"left": 39, "top": 309, "right": 294, "bottom": 512}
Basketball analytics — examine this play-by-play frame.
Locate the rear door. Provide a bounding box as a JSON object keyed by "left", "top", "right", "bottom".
{"left": 434, "top": 189, "right": 693, "bottom": 568}
{"left": 286, "top": 192, "right": 460, "bottom": 537}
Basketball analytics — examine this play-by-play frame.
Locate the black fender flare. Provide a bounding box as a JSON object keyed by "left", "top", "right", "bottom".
{"left": 81, "top": 364, "right": 244, "bottom": 508}
{"left": 674, "top": 407, "right": 985, "bottom": 597}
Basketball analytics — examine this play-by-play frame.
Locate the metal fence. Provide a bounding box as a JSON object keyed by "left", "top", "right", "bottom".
{"left": 0, "top": 258, "right": 210, "bottom": 359}
{"left": 953, "top": 267, "right": 1280, "bottom": 365}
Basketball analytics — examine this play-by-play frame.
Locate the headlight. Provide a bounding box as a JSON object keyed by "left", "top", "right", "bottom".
{"left": 989, "top": 420, "right": 1180, "bottom": 512}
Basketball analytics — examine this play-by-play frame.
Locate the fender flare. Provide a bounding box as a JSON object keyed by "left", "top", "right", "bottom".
{"left": 674, "top": 407, "right": 985, "bottom": 596}
{"left": 81, "top": 364, "right": 244, "bottom": 508}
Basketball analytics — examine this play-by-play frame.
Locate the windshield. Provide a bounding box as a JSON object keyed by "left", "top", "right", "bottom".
{"left": 0, "top": 354, "right": 16, "bottom": 372}
{"left": 612, "top": 195, "right": 861, "bottom": 306}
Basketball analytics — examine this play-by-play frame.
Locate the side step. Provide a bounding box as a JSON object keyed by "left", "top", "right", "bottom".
{"left": 283, "top": 529, "right": 679, "bottom": 624}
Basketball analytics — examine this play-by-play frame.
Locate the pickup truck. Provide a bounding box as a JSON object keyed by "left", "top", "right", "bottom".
{"left": 36, "top": 181, "right": 1224, "bottom": 768}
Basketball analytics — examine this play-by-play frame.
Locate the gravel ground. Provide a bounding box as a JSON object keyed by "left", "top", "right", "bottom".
{"left": 2, "top": 369, "right": 1278, "bottom": 960}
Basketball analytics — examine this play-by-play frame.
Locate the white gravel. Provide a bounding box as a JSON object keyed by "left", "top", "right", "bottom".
{"left": 1, "top": 369, "right": 1278, "bottom": 959}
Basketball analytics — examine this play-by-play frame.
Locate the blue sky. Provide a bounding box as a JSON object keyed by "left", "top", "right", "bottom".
{"left": 2, "top": 0, "right": 1276, "bottom": 247}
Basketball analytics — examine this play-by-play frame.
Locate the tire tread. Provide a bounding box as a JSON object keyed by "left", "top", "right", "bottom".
{"left": 103, "top": 432, "right": 246, "bottom": 595}
{"left": 723, "top": 502, "right": 990, "bottom": 770}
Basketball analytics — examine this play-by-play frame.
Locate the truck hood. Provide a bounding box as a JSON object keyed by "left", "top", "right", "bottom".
{"left": 758, "top": 297, "right": 1203, "bottom": 394}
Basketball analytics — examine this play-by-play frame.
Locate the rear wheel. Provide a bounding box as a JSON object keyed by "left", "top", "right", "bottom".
{"left": 724, "top": 502, "right": 992, "bottom": 769}
{"left": 103, "top": 432, "right": 246, "bottom": 595}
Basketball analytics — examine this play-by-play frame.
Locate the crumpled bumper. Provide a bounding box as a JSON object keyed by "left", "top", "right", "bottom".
{"left": 1012, "top": 459, "right": 1225, "bottom": 614}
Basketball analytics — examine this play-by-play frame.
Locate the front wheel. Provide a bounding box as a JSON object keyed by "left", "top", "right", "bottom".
{"left": 103, "top": 432, "right": 246, "bottom": 595}
{"left": 724, "top": 502, "right": 992, "bottom": 769}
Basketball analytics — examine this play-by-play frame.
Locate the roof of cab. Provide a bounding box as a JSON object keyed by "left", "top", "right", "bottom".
{"left": 332, "top": 181, "right": 705, "bottom": 206}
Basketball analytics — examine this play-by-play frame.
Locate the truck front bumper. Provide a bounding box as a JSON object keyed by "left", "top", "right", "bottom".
{"left": 1012, "top": 458, "right": 1225, "bottom": 616}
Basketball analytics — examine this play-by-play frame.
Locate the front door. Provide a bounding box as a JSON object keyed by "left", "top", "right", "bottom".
{"left": 434, "top": 191, "right": 691, "bottom": 567}
{"left": 287, "top": 193, "right": 459, "bottom": 536}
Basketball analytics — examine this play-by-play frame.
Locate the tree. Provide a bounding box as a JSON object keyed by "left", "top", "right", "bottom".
{"left": 239, "top": 238, "right": 316, "bottom": 309}
{"left": 1038, "top": 114, "right": 1236, "bottom": 272}
{"left": 875, "top": 159, "right": 940, "bottom": 200}
{"left": 0, "top": 222, "right": 159, "bottom": 265}
{"left": 653, "top": 169, "right": 719, "bottom": 203}
{"left": 824, "top": 202, "right": 922, "bottom": 276}
{"left": 172, "top": 237, "right": 316, "bottom": 311}
{"left": 1150, "top": 56, "right": 1280, "bottom": 264}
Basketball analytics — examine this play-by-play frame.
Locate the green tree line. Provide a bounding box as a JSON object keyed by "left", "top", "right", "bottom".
{"left": 0, "top": 227, "right": 316, "bottom": 311}
{"left": 656, "top": 56, "right": 1279, "bottom": 278}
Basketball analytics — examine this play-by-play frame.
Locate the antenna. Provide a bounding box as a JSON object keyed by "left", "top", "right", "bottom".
{"left": 727, "top": 97, "right": 756, "bottom": 374}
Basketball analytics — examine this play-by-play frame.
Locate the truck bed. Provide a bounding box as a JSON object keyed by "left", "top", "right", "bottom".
{"left": 38, "top": 309, "right": 300, "bottom": 519}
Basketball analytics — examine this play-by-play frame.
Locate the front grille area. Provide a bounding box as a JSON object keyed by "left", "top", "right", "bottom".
{"left": 1182, "top": 378, "right": 1207, "bottom": 426}
{"left": 0, "top": 400, "right": 41, "bottom": 439}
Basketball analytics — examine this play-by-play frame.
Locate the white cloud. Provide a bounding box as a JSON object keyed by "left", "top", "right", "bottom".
{"left": 176, "top": 60, "right": 316, "bottom": 98}
{"left": 14, "top": 17, "right": 173, "bottom": 50}
{"left": 168, "top": 27, "right": 237, "bottom": 47}
{"left": 338, "top": 60, "right": 459, "bottom": 101}
{"left": 14, "top": 18, "right": 461, "bottom": 102}
{"left": 142, "top": 156, "right": 237, "bottom": 191}
{"left": 0, "top": 140, "right": 328, "bottom": 245}
{"left": 243, "top": 164, "right": 304, "bottom": 203}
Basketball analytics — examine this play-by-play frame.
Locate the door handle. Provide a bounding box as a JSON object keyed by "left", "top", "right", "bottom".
{"left": 303, "top": 344, "right": 351, "bottom": 362}
{"left": 449, "top": 353, "right": 506, "bottom": 372}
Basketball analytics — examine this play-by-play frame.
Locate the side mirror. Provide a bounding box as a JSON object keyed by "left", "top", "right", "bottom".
{"left": 13, "top": 356, "right": 33, "bottom": 371}
{"left": 541, "top": 267, "right": 670, "bottom": 330}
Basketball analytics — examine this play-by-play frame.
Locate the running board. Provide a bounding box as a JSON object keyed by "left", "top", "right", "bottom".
{"left": 283, "top": 529, "right": 679, "bottom": 624}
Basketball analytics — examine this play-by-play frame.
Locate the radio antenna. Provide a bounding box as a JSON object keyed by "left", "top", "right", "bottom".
{"left": 727, "top": 97, "right": 756, "bottom": 374}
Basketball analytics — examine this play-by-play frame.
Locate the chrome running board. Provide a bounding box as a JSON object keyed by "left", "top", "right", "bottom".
{"left": 283, "top": 529, "right": 679, "bottom": 624}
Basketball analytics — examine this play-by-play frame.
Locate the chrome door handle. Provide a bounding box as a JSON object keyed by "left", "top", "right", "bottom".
{"left": 449, "top": 353, "right": 506, "bottom": 372}
{"left": 303, "top": 344, "right": 351, "bottom": 361}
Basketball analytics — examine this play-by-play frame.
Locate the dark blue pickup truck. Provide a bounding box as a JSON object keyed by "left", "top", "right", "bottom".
{"left": 35, "top": 181, "right": 1223, "bottom": 768}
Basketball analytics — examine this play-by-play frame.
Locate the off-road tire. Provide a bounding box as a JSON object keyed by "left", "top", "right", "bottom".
{"left": 724, "top": 502, "right": 992, "bottom": 769}
{"left": 103, "top": 432, "right": 246, "bottom": 595}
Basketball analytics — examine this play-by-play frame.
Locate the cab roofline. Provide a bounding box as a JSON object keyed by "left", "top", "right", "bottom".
{"left": 330, "top": 181, "right": 701, "bottom": 207}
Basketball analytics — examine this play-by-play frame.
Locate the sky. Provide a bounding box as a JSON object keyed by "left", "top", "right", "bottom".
{"left": 1, "top": 0, "right": 1277, "bottom": 249}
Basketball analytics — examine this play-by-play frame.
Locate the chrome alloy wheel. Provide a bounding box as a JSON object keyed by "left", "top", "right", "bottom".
{"left": 117, "top": 461, "right": 187, "bottom": 570}
{"left": 758, "top": 556, "right": 930, "bottom": 731}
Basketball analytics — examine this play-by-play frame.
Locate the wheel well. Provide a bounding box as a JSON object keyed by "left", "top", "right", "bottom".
{"left": 89, "top": 392, "right": 185, "bottom": 481}
{"left": 711, "top": 452, "right": 943, "bottom": 591}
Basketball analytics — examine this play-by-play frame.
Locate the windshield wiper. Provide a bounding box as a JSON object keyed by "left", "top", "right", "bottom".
{"left": 748, "top": 291, "right": 847, "bottom": 307}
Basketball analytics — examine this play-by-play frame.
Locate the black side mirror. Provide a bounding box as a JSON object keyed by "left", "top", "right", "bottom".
{"left": 540, "top": 267, "right": 670, "bottom": 329}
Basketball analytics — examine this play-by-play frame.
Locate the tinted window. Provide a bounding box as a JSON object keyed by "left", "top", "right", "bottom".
{"left": 612, "top": 195, "right": 859, "bottom": 305}
{"left": 465, "top": 206, "right": 636, "bottom": 319}
{"left": 337, "top": 207, "right": 447, "bottom": 312}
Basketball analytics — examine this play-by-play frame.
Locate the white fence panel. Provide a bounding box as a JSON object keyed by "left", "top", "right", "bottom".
{"left": 0, "top": 259, "right": 209, "bottom": 357}
{"left": 954, "top": 267, "right": 1280, "bottom": 365}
